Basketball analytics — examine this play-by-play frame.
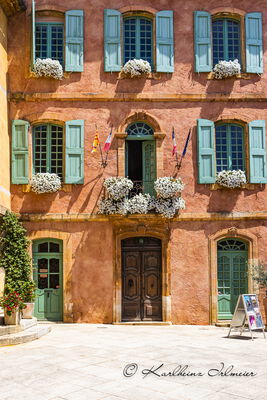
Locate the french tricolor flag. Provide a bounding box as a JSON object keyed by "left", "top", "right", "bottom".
{"left": 104, "top": 128, "right": 113, "bottom": 152}
{"left": 172, "top": 127, "right": 177, "bottom": 156}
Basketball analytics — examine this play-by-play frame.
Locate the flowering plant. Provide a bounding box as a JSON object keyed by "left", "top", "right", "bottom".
{"left": 19, "top": 281, "right": 37, "bottom": 303}
{"left": 104, "top": 177, "right": 133, "bottom": 200}
{"left": 213, "top": 59, "right": 241, "bottom": 79}
{"left": 216, "top": 169, "right": 246, "bottom": 188}
{"left": 31, "top": 173, "right": 61, "bottom": 194}
{"left": 0, "top": 291, "right": 26, "bottom": 316}
{"left": 122, "top": 59, "right": 151, "bottom": 77}
{"left": 33, "top": 58, "right": 63, "bottom": 80}
{"left": 154, "top": 177, "right": 184, "bottom": 199}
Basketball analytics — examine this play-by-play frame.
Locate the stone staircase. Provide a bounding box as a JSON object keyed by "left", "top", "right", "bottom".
{"left": 0, "top": 312, "right": 51, "bottom": 345}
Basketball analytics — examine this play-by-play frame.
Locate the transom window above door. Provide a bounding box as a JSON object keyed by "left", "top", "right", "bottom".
{"left": 212, "top": 19, "right": 240, "bottom": 66}
{"left": 123, "top": 17, "right": 153, "bottom": 67}
{"left": 215, "top": 124, "right": 244, "bottom": 173}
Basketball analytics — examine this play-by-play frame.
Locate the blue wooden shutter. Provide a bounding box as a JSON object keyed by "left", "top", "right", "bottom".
{"left": 65, "top": 120, "right": 84, "bottom": 184}
{"left": 197, "top": 119, "right": 215, "bottom": 183}
{"left": 32, "top": 0, "right": 36, "bottom": 65}
{"left": 156, "top": 10, "right": 174, "bottom": 73}
{"left": 104, "top": 9, "right": 121, "bottom": 72}
{"left": 142, "top": 141, "right": 156, "bottom": 195}
{"left": 194, "top": 11, "right": 212, "bottom": 72}
{"left": 12, "top": 120, "right": 29, "bottom": 184}
{"left": 65, "top": 10, "right": 84, "bottom": 72}
{"left": 249, "top": 120, "right": 267, "bottom": 183}
{"left": 245, "top": 13, "right": 263, "bottom": 73}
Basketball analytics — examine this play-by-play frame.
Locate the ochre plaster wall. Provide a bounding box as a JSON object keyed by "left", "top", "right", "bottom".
{"left": 0, "top": 6, "right": 10, "bottom": 211}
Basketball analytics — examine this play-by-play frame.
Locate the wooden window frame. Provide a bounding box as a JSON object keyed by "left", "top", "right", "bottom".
{"left": 35, "top": 21, "right": 64, "bottom": 66}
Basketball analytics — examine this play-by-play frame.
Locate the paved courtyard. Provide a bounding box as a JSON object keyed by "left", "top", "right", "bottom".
{"left": 0, "top": 324, "right": 266, "bottom": 400}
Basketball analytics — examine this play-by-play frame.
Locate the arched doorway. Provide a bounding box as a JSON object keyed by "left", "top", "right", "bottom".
{"left": 121, "top": 237, "right": 162, "bottom": 321}
{"left": 217, "top": 238, "right": 248, "bottom": 320}
{"left": 33, "top": 239, "right": 63, "bottom": 321}
{"left": 125, "top": 122, "right": 156, "bottom": 195}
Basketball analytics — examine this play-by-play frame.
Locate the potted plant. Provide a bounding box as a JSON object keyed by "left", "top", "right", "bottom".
{"left": 30, "top": 173, "right": 61, "bottom": 194}
{"left": 213, "top": 59, "right": 241, "bottom": 79}
{"left": 0, "top": 290, "right": 26, "bottom": 325}
{"left": 122, "top": 59, "right": 151, "bottom": 77}
{"left": 33, "top": 58, "right": 63, "bottom": 80}
{"left": 250, "top": 263, "right": 267, "bottom": 322}
{"left": 216, "top": 170, "right": 246, "bottom": 188}
{"left": 20, "top": 281, "right": 37, "bottom": 319}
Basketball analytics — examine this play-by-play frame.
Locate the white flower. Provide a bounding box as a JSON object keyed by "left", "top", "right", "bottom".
{"left": 122, "top": 59, "right": 151, "bottom": 77}
{"left": 216, "top": 170, "right": 246, "bottom": 188}
{"left": 213, "top": 59, "right": 241, "bottom": 79}
{"left": 104, "top": 177, "right": 133, "bottom": 200}
{"left": 154, "top": 197, "right": 186, "bottom": 218}
{"left": 30, "top": 173, "right": 61, "bottom": 194}
{"left": 154, "top": 177, "right": 184, "bottom": 199}
{"left": 127, "top": 194, "right": 150, "bottom": 214}
{"left": 33, "top": 58, "right": 63, "bottom": 80}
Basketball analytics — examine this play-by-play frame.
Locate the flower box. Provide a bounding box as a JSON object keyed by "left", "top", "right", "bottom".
{"left": 122, "top": 59, "right": 151, "bottom": 78}
{"left": 33, "top": 58, "right": 63, "bottom": 80}
{"left": 213, "top": 59, "right": 241, "bottom": 80}
{"left": 216, "top": 170, "right": 246, "bottom": 189}
{"left": 30, "top": 173, "right": 61, "bottom": 194}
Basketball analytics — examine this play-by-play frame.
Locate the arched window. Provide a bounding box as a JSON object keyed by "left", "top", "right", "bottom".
{"left": 33, "top": 124, "right": 63, "bottom": 178}
{"left": 217, "top": 239, "right": 247, "bottom": 251}
{"left": 125, "top": 122, "right": 156, "bottom": 195}
{"left": 123, "top": 17, "right": 153, "bottom": 67}
{"left": 215, "top": 123, "right": 244, "bottom": 173}
{"left": 212, "top": 18, "right": 241, "bottom": 66}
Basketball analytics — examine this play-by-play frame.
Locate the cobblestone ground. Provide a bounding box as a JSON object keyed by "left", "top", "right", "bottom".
{"left": 0, "top": 324, "right": 266, "bottom": 400}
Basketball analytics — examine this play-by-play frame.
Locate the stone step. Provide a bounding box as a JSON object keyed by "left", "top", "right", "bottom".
{"left": 0, "top": 325, "right": 51, "bottom": 346}
{"left": 0, "top": 317, "right": 37, "bottom": 336}
{"left": 113, "top": 321, "right": 172, "bottom": 326}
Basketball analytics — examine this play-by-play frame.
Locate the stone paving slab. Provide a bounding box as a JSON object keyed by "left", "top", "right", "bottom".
{"left": 0, "top": 324, "right": 266, "bottom": 400}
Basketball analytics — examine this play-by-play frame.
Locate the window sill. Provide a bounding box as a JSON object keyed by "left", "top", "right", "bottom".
{"left": 207, "top": 72, "right": 252, "bottom": 80}
{"left": 117, "top": 71, "right": 171, "bottom": 80}
{"left": 210, "top": 183, "right": 255, "bottom": 191}
{"left": 28, "top": 70, "right": 72, "bottom": 80}
{"left": 22, "top": 184, "right": 72, "bottom": 193}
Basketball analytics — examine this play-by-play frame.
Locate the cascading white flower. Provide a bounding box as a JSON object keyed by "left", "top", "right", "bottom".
{"left": 104, "top": 177, "right": 133, "bottom": 200}
{"left": 154, "top": 177, "right": 184, "bottom": 199}
{"left": 33, "top": 58, "right": 63, "bottom": 80}
{"left": 213, "top": 59, "right": 241, "bottom": 79}
{"left": 30, "top": 173, "right": 61, "bottom": 194}
{"left": 216, "top": 170, "right": 246, "bottom": 188}
{"left": 122, "top": 59, "right": 151, "bottom": 77}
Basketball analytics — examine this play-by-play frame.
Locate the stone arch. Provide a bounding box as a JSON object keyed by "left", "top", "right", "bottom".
{"left": 119, "top": 6, "right": 158, "bottom": 15}
{"left": 118, "top": 111, "right": 162, "bottom": 133}
{"left": 209, "top": 228, "right": 258, "bottom": 324}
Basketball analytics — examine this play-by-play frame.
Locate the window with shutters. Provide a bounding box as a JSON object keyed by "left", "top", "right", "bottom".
{"left": 36, "top": 23, "right": 64, "bottom": 65}
{"left": 212, "top": 18, "right": 241, "bottom": 66}
{"left": 104, "top": 9, "right": 174, "bottom": 73}
{"left": 215, "top": 124, "right": 245, "bottom": 173}
{"left": 33, "top": 124, "right": 64, "bottom": 179}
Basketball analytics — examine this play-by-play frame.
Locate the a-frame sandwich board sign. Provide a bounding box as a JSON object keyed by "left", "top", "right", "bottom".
{"left": 228, "top": 294, "right": 266, "bottom": 340}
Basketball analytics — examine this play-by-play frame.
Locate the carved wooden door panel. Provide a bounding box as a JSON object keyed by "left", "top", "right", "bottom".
{"left": 122, "top": 237, "right": 162, "bottom": 321}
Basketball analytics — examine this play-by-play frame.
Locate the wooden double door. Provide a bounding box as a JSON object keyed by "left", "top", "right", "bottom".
{"left": 122, "top": 237, "right": 162, "bottom": 321}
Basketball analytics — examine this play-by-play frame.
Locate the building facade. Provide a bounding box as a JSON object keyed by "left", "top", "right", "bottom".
{"left": 6, "top": 0, "right": 267, "bottom": 324}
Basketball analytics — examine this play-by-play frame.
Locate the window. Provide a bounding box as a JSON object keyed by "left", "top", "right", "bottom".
{"left": 12, "top": 119, "right": 84, "bottom": 185}
{"left": 31, "top": 1, "right": 84, "bottom": 72}
{"left": 36, "top": 23, "right": 64, "bottom": 65}
{"left": 125, "top": 122, "right": 156, "bottom": 195}
{"left": 215, "top": 124, "right": 244, "bottom": 172}
{"left": 104, "top": 9, "right": 174, "bottom": 73}
{"left": 124, "top": 17, "right": 153, "bottom": 67}
{"left": 194, "top": 11, "right": 263, "bottom": 74}
{"left": 33, "top": 124, "right": 64, "bottom": 178}
{"left": 197, "top": 119, "right": 267, "bottom": 184}
{"left": 212, "top": 19, "right": 240, "bottom": 66}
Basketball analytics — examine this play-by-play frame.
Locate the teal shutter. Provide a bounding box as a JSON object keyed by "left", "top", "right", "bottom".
{"left": 142, "top": 141, "right": 156, "bottom": 195}
{"left": 104, "top": 9, "right": 121, "bottom": 72}
{"left": 65, "top": 120, "right": 84, "bottom": 184}
{"left": 194, "top": 11, "right": 212, "bottom": 72}
{"left": 249, "top": 120, "right": 267, "bottom": 183}
{"left": 156, "top": 10, "right": 174, "bottom": 73}
{"left": 65, "top": 10, "right": 84, "bottom": 72}
{"left": 245, "top": 13, "right": 263, "bottom": 73}
{"left": 12, "top": 120, "right": 29, "bottom": 184}
{"left": 197, "top": 119, "right": 215, "bottom": 183}
{"left": 32, "top": 0, "right": 36, "bottom": 65}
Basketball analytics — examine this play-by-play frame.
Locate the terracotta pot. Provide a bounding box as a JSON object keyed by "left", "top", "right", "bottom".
{"left": 4, "top": 308, "right": 20, "bottom": 325}
{"left": 22, "top": 303, "right": 35, "bottom": 319}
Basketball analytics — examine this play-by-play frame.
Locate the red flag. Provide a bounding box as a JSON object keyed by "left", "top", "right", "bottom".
{"left": 172, "top": 128, "right": 177, "bottom": 156}
{"left": 104, "top": 128, "right": 113, "bottom": 152}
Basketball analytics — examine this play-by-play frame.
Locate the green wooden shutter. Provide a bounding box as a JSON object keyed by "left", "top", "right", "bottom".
{"left": 142, "top": 141, "right": 156, "bottom": 195}
{"left": 245, "top": 13, "right": 263, "bottom": 73}
{"left": 197, "top": 119, "right": 215, "bottom": 183}
{"left": 65, "top": 120, "right": 84, "bottom": 184}
{"left": 156, "top": 10, "right": 174, "bottom": 73}
{"left": 194, "top": 11, "right": 212, "bottom": 72}
{"left": 104, "top": 9, "right": 121, "bottom": 72}
{"left": 249, "top": 120, "right": 267, "bottom": 183}
{"left": 12, "top": 120, "right": 29, "bottom": 184}
{"left": 65, "top": 10, "right": 84, "bottom": 72}
{"left": 32, "top": 0, "right": 36, "bottom": 65}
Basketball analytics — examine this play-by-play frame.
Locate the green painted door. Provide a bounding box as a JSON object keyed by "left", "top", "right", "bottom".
{"left": 217, "top": 239, "right": 248, "bottom": 320}
{"left": 33, "top": 240, "right": 63, "bottom": 321}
